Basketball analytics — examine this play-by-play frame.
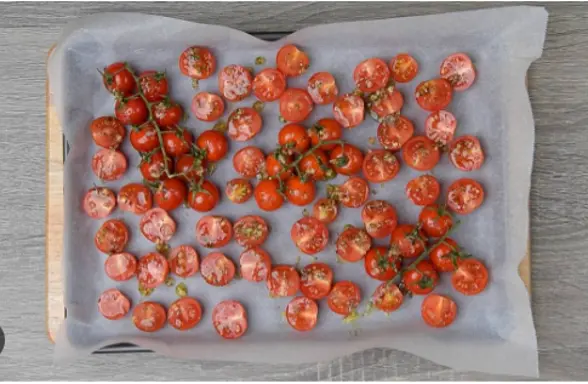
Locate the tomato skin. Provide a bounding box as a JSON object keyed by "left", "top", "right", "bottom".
{"left": 252, "top": 68, "right": 287, "bottom": 102}
{"left": 279, "top": 88, "right": 314, "bottom": 123}
{"left": 285, "top": 177, "right": 316, "bottom": 206}
{"left": 402, "top": 136, "right": 440, "bottom": 171}
{"left": 372, "top": 283, "right": 404, "bottom": 313}
{"left": 449, "top": 135, "right": 485, "bottom": 172}
{"left": 154, "top": 178, "right": 187, "bottom": 211}
{"left": 139, "top": 71, "right": 168, "bottom": 102}
{"left": 421, "top": 294, "right": 457, "bottom": 328}
{"left": 239, "top": 247, "right": 272, "bottom": 282}
{"left": 102, "top": 62, "right": 136, "bottom": 96}
{"left": 313, "top": 198, "right": 338, "bottom": 224}
{"left": 228, "top": 107, "right": 263, "bottom": 142}
{"left": 83, "top": 187, "right": 116, "bottom": 219}
{"left": 300, "top": 262, "right": 333, "bottom": 300}
{"left": 419, "top": 204, "right": 453, "bottom": 238}
{"left": 406, "top": 175, "right": 440, "bottom": 206}
{"left": 286, "top": 296, "right": 319, "bottom": 332}
{"left": 361, "top": 200, "right": 397, "bottom": 238}
{"left": 175, "top": 154, "right": 206, "bottom": 183}
{"left": 152, "top": 101, "right": 183, "bottom": 128}
{"left": 333, "top": 93, "right": 365, "bottom": 128}
{"left": 115, "top": 96, "right": 148, "bottom": 126}
{"left": 130, "top": 122, "right": 159, "bottom": 153}
{"left": 377, "top": 115, "right": 414, "bottom": 151}
{"left": 430, "top": 238, "right": 461, "bottom": 272}
{"left": 201, "top": 252, "right": 236, "bottom": 287}
{"left": 140, "top": 150, "right": 172, "bottom": 182}
{"left": 290, "top": 217, "right": 329, "bottom": 255}
{"left": 278, "top": 124, "right": 310, "bottom": 154}
{"left": 132, "top": 302, "right": 167, "bottom": 332}
{"left": 92, "top": 149, "right": 128, "bottom": 182}
{"left": 168, "top": 245, "right": 199, "bottom": 278}
{"left": 191, "top": 92, "right": 225, "bottom": 122}
{"left": 212, "top": 300, "right": 247, "bottom": 339}
{"left": 403, "top": 260, "right": 439, "bottom": 295}
{"left": 367, "top": 88, "right": 404, "bottom": 123}
{"left": 168, "top": 297, "right": 202, "bottom": 331}
{"left": 195, "top": 215, "right": 233, "bottom": 248}
{"left": 362, "top": 149, "right": 401, "bottom": 183}
{"left": 218, "top": 64, "right": 253, "bottom": 102}
{"left": 161, "top": 129, "right": 192, "bottom": 157}
{"left": 95, "top": 219, "right": 129, "bottom": 254}
{"left": 254, "top": 179, "right": 284, "bottom": 212}
{"left": 233, "top": 146, "right": 265, "bottom": 178}
{"left": 329, "top": 144, "right": 364, "bottom": 176}
{"left": 225, "top": 178, "right": 253, "bottom": 204}
{"left": 390, "top": 224, "right": 426, "bottom": 258}
{"left": 90, "top": 116, "right": 126, "bottom": 149}
{"left": 389, "top": 54, "right": 419, "bottom": 83}
{"left": 117, "top": 183, "right": 153, "bottom": 215}
{"left": 267, "top": 265, "right": 300, "bottom": 297}
{"left": 137, "top": 252, "right": 169, "bottom": 289}
{"left": 179, "top": 46, "right": 216, "bottom": 79}
{"left": 336, "top": 227, "right": 372, "bottom": 263}
{"left": 265, "top": 152, "right": 293, "bottom": 181}
{"left": 98, "top": 288, "right": 131, "bottom": 320}
{"left": 364, "top": 246, "right": 402, "bottom": 281}
{"left": 307, "top": 71, "right": 338, "bottom": 105}
{"left": 233, "top": 215, "right": 269, "bottom": 247}
{"left": 276, "top": 44, "right": 310, "bottom": 77}
{"left": 139, "top": 208, "right": 177, "bottom": 244}
{"left": 328, "top": 281, "right": 361, "bottom": 316}
{"left": 451, "top": 258, "right": 489, "bottom": 295}
{"left": 299, "top": 150, "right": 335, "bottom": 181}
{"left": 353, "top": 58, "right": 390, "bottom": 93}
{"left": 446, "top": 178, "right": 485, "bottom": 215}
{"left": 104, "top": 252, "right": 137, "bottom": 281}
{"left": 308, "top": 118, "right": 343, "bottom": 150}
{"left": 196, "top": 130, "right": 228, "bottom": 162}
{"left": 440, "top": 53, "right": 476, "bottom": 91}
{"left": 415, "top": 78, "right": 453, "bottom": 111}
{"left": 425, "top": 110, "right": 457, "bottom": 146}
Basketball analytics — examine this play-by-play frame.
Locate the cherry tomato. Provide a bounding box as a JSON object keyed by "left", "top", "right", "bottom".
{"left": 329, "top": 144, "right": 364, "bottom": 175}
{"left": 95, "top": 219, "right": 129, "bottom": 254}
{"left": 364, "top": 247, "right": 402, "bottom": 281}
{"left": 286, "top": 296, "right": 319, "bottom": 332}
{"left": 196, "top": 130, "right": 228, "bottom": 162}
{"left": 333, "top": 93, "right": 365, "bottom": 129}
{"left": 452, "top": 258, "right": 489, "bottom": 295}
{"left": 421, "top": 294, "right": 457, "bottom": 328}
{"left": 175, "top": 154, "right": 206, "bottom": 182}
{"left": 195, "top": 215, "right": 233, "bottom": 248}
{"left": 233, "top": 215, "right": 269, "bottom": 247}
{"left": 307, "top": 71, "right": 338, "bottom": 104}
{"left": 132, "top": 301, "right": 166, "bottom": 332}
{"left": 218, "top": 64, "right": 253, "bottom": 102}
{"left": 361, "top": 200, "right": 397, "bottom": 238}
{"left": 152, "top": 101, "right": 183, "bottom": 128}
{"left": 371, "top": 283, "right": 403, "bottom": 313}
{"left": 168, "top": 297, "right": 202, "bottom": 331}
{"left": 179, "top": 46, "right": 216, "bottom": 79}
{"left": 285, "top": 176, "right": 316, "bottom": 206}
{"left": 362, "top": 149, "right": 400, "bottom": 183}
{"left": 353, "top": 58, "right": 390, "bottom": 93}
{"left": 154, "top": 179, "right": 187, "bottom": 211}
{"left": 90, "top": 116, "right": 125, "bottom": 149}
{"left": 313, "top": 198, "right": 338, "bottom": 224}
{"left": 115, "top": 96, "right": 148, "bottom": 126}
{"left": 403, "top": 260, "right": 439, "bottom": 295}
{"left": 227, "top": 107, "right": 262, "bottom": 142}
{"left": 402, "top": 136, "right": 440, "bottom": 171}
{"left": 265, "top": 152, "right": 293, "bottom": 181}
{"left": 291, "top": 217, "right": 329, "bottom": 255}
{"left": 140, "top": 150, "right": 172, "bottom": 181}
{"left": 191, "top": 92, "right": 225, "bottom": 122}
{"left": 83, "top": 187, "right": 116, "bottom": 219}
{"left": 336, "top": 227, "right": 372, "bottom": 263}
{"left": 137, "top": 252, "right": 169, "bottom": 288}
{"left": 212, "top": 300, "right": 247, "bottom": 339}
{"left": 233, "top": 146, "right": 265, "bottom": 178}
{"left": 276, "top": 44, "right": 309, "bottom": 77}
{"left": 419, "top": 204, "right": 453, "bottom": 238}
{"left": 98, "top": 288, "right": 131, "bottom": 320}
{"left": 169, "top": 245, "right": 199, "bottom": 278}
{"left": 239, "top": 247, "right": 272, "bottom": 282}
{"left": 425, "top": 110, "right": 457, "bottom": 146}
{"left": 308, "top": 118, "right": 343, "bottom": 151}
{"left": 254, "top": 179, "right": 284, "bottom": 211}
{"left": 102, "top": 62, "right": 135, "bottom": 96}
{"left": 92, "top": 149, "right": 127, "bottom": 181}
{"left": 367, "top": 88, "right": 404, "bottom": 123}
{"left": 377, "top": 115, "right": 414, "bottom": 151}
{"left": 117, "top": 183, "right": 153, "bottom": 215}
{"left": 389, "top": 54, "right": 419, "bottom": 83}
{"left": 267, "top": 265, "right": 300, "bottom": 297}
{"left": 130, "top": 122, "right": 159, "bottom": 153}
{"left": 328, "top": 281, "right": 361, "bottom": 316}
{"left": 440, "top": 53, "right": 476, "bottom": 91}
{"left": 446, "top": 178, "right": 485, "bottom": 215}
{"left": 279, "top": 88, "right": 314, "bottom": 123}
{"left": 139, "top": 208, "right": 176, "bottom": 244}
{"left": 225, "top": 178, "right": 253, "bottom": 204}
{"left": 406, "top": 175, "right": 440, "bottom": 206}
{"left": 430, "top": 238, "right": 461, "bottom": 272}
{"left": 138, "top": 71, "right": 168, "bottom": 102}
{"left": 300, "top": 262, "right": 333, "bottom": 300}
{"left": 104, "top": 252, "right": 137, "bottom": 282}
{"left": 252, "top": 68, "right": 286, "bottom": 102}
{"left": 278, "top": 124, "right": 310, "bottom": 154}
{"left": 201, "top": 252, "right": 235, "bottom": 286}
{"left": 415, "top": 78, "right": 453, "bottom": 111}
{"left": 449, "top": 135, "right": 485, "bottom": 172}
{"left": 299, "top": 150, "right": 334, "bottom": 181}
{"left": 390, "top": 224, "right": 426, "bottom": 258}
{"left": 162, "top": 129, "right": 192, "bottom": 157}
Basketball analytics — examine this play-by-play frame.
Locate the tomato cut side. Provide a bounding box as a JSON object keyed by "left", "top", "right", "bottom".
{"left": 415, "top": 78, "right": 453, "bottom": 112}
{"left": 291, "top": 217, "right": 329, "bottom": 255}
{"left": 362, "top": 149, "right": 400, "bottom": 183}
{"left": 279, "top": 88, "right": 314, "bottom": 123}
{"left": 239, "top": 247, "right": 272, "bottom": 282}
{"left": 425, "top": 110, "right": 457, "bottom": 146}
{"left": 192, "top": 92, "right": 225, "bottom": 122}
{"left": 446, "top": 178, "right": 485, "bottom": 215}
{"left": 361, "top": 200, "right": 398, "bottom": 238}
{"left": 98, "top": 288, "right": 131, "bottom": 320}
{"left": 328, "top": 281, "right": 361, "bottom": 316}
{"left": 371, "top": 283, "right": 404, "bottom": 313}
{"left": 451, "top": 258, "right": 489, "bottom": 295}
{"left": 353, "top": 58, "right": 390, "bottom": 93}
{"left": 168, "top": 297, "right": 202, "bottom": 331}
{"left": 104, "top": 252, "right": 137, "bottom": 281}
{"left": 83, "top": 187, "right": 116, "bottom": 219}
{"left": 90, "top": 116, "right": 125, "bottom": 149}
{"left": 228, "top": 107, "right": 263, "bottom": 142}
{"left": 389, "top": 54, "right": 419, "bottom": 83}
{"left": 406, "top": 175, "right": 441, "bottom": 206}
{"left": 117, "top": 183, "right": 153, "bottom": 215}
{"left": 402, "top": 136, "right": 440, "bottom": 171}
{"left": 276, "top": 44, "right": 310, "bottom": 77}
{"left": 168, "top": 245, "right": 200, "bottom": 278}
{"left": 333, "top": 93, "right": 365, "bottom": 129}
{"left": 390, "top": 224, "right": 426, "bottom": 259}
{"left": 179, "top": 46, "right": 216, "bottom": 79}
{"left": 300, "top": 262, "right": 333, "bottom": 300}
{"left": 440, "top": 53, "right": 476, "bottom": 91}
{"left": 139, "top": 208, "right": 176, "bottom": 244}
{"left": 267, "top": 265, "right": 300, "bottom": 297}
{"left": 286, "top": 296, "right": 319, "bottom": 332}
{"left": 233, "top": 215, "right": 269, "bottom": 247}
{"left": 95, "top": 219, "right": 129, "bottom": 254}
{"left": 449, "top": 135, "right": 485, "bottom": 172}
{"left": 421, "top": 294, "right": 457, "bottom": 328}
{"left": 92, "top": 149, "right": 127, "bottom": 182}
{"left": 218, "top": 64, "right": 253, "bottom": 102}
{"left": 132, "top": 301, "right": 167, "bottom": 332}
{"left": 336, "top": 227, "right": 372, "bottom": 263}
{"left": 307, "top": 71, "right": 338, "bottom": 104}
{"left": 137, "top": 252, "right": 169, "bottom": 289}
{"left": 201, "top": 252, "right": 236, "bottom": 287}
{"left": 195, "top": 215, "right": 233, "bottom": 248}
{"left": 212, "top": 300, "right": 248, "bottom": 339}
{"left": 377, "top": 115, "right": 414, "bottom": 151}
{"left": 253, "top": 68, "right": 287, "bottom": 102}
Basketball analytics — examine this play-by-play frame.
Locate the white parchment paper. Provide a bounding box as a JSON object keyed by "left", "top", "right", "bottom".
{"left": 48, "top": 6, "right": 548, "bottom": 377}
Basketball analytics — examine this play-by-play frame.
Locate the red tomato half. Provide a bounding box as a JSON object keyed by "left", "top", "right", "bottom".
{"left": 333, "top": 93, "right": 365, "bottom": 129}
{"left": 90, "top": 116, "right": 125, "bottom": 149}
{"left": 228, "top": 107, "right": 262, "bottom": 141}
{"left": 239, "top": 247, "right": 272, "bottom": 282}
{"left": 328, "top": 281, "right": 361, "bottom": 316}
{"left": 406, "top": 175, "right": 441, "bottom": 206}
{"left": 421, "top": 294, "right": 457, "bottom": 328}
{"left": 368, "top": 88, "right": 404, "bottom": 123}
{"left": 137, "top": 252, "right": 169, "bottom": 289}
{"left": 371, "top": 283, "right": 404, "bottom": 313}
{"left": 389, "top": 54, "right": 419, "bottom": 83}
{"left": 390, "top": 224, "right": 426, "bottom": 259}
{"left": 133, "top": 301, "right": 166, "bottom": 332}
{"left": 233, "top": 215, "right": 269, "bottom": 247}
{"left": 117, "top": 183, "right": 153, "bottom": 215}
{"left": 83, "top": 187, "right": 116, "bottom": 219}
{"left": 179, "top": 46, "right": 216, "bottom": 79}
{"left": 313, "top": 198, "right": 338, "bottom": 224}
{"left": 276, "top": 44, "right": 310, "bottom": 77}
{"left": 233, "top": 146, "right": 265, "bottom": 178}
{"left": 361, "top": 200, "right": 397, "bottom": 238}
{"left": 139, "top": 208, "right": 176, "bottom": 244}
{"left": 362, "top": 149, "right": 400, "bottom": 183}
{"left": 218, "top": 64, "right": 253, "bottom": 102}
{"left": 195, "top": 215, "right": 233, "bottom": 248}
{"left": 353, "top": 58, "right": 390, "bottom": 93}
{"left": 338, "top": 176, "right": 370, "bottom": 208}
{"left": 452, "top": 258, "right": 489, "bottom": 295}
{"left": 286, "top": 296, "right": 319, "bottom": 332}
{"left": 104, "top": 252, "right": 137, "bottom": 281}
{"left": 279, "top": 88, "right": 314, "bottom": 123}
{"left": 168, "top": 245, "right": 199, "bottom": 278}
{"left": 364, "top": 246, "right": 402, "bottom": 281}
{"left": 402, "top": 136, "right": 440, "bottom": 171}
{"left": 267, "top": 265, "right": 300, "bottom": 297}
{"left": 300, "top": 262, "right": 333, "bottom": 300}
{"left": 98, "top": 288, "right": 131, "bottom": 320}
{"left": 446, "top": 178, "right": 485, "bottom": 215}
{"left": 168, "top": 297, "right": 202, "bottom": 331}
{"left": 440, "top": 53, "right": 476, "bottom": 91}
{"left": 449, "top": 135, "right": 485, "bottom": 172}
{"left": 307, "top": 71, "right": 338, "bottom": 104}
{"left": 225, "top": 178, "right": 253, "bottom": 204}
{"left": 403, "top": 260, "right": 439, "bottom": 295}
{"left": 191, "top": 92, "right": 225, "bottom": 122}
{"left": 290, "top": 217, "right": 329, "bottom": 255}
{"left": 252, "top": 68, "right": 287, "bottom": 102}
{"left": 95, "top": 219, "right": 129, "bottom": 254}
{"left": 201, "top": 252, "right": 235, "bottom": 286}
{"left": 336, "top": 227, "right": 372, "bottom": 263}
{"left": 425, "top": 110, "right": 457, "bottom": 146}
{"left": 212, "top": 300, "right": 248, "bottom": 339}
{"left": 92, "top": 149, "right": 127, "bottom": 182}
{"left": 415, "top": 78, "right": 453, "bottom": 111}
{"left": 377, "top": 115, "right": 414, "bottom": 151}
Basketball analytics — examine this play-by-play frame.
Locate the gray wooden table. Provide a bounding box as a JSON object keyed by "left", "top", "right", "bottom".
{"left": 1, "top": 2, "right": 587, "bottom": 380}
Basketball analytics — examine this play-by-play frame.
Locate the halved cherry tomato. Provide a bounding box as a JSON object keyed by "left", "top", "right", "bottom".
{"left": 102, "top": 62, "right": 136, "bottom": 96}
{"left": 218, "top": 64, "right": 253, "bottom": 102}
{"left": 252, "top": 68, "right": 286, "bottom": 102}
{"left": 104, "top": 252, "right": 137, "bottom": 281}
{"left": 449, "top": 135, "right": 485, "bottom": 171}
{"left": 377, "top": 115, "right": 414, "bottom": 151}
{"left": 313, "top": 198, "right": 338, "bottom": 224}
{"left": 225, "top": 178, "right": 253, "bottom": 204}
{"left": 161, "top": 129, "right": 192, "bottom": 157}
{"left": 176, "top": 154, "right": 206, "bottom": 182}
{"left": 195, "top": 215, "right": 233, "bottom": 248}
{"left": 308, "top": 118, "right": 343, "bottom": 150}
{"left": 83, "top": 187, "right": 116, "bottom": 219}
{"left": 201, "top": 252, "right": 235, "bottom": 286}
{"left": 307, "top": 71, "right": 338, "bottom": 105}
{"left": 361, "top": 200, "right": 397, "bottom": 238}
{"left": 212, "top": 300, "right": 247, "bottom": 339}
{"left": 446, "top": 178, "right": 485, "bottom": 215}
{"left": 169, "top": 245, "right": 199, "bottom": 278}
{"left": 406, "top": 175, "right": 440, "bottom": 206}
{"left": 233, "top": 146, "right": 265, "bottom": 178}
{"left": 140, "top": 150, "right": 171, "bottom": 181}
{"left": 389, "top": 54, "right": 419, "bottom": 83}
{"left": 299, "top": 150, "right": 334, "bottom": 181}
{"left": 353, "top": 58, "right": 390, "bottom": 93}
{"left": 337, "top": 176, "right": 370, "bottom": 208}
{"left": 286, "top": 296, "right": 319, "bottom": 332}
{"left": 179, "top": 46, "right": 216, "bottom": 79}
{"left": 239, "top": 247, "right": 272, "bottom": 282}
{"left": 421, "top": 294, "right": 457, "bottom": 328}
{"left": 191, "top": 92, "right": 225, "bottom": 122}
{"left": 329, "top": 144, "right": 364, "bottom": 175}
{"left": 233, "top": 215, "right": 269, "bottom": 247}
{"left": 276, "top": 44, "right": 309, "bottom": 77}
{"left": 278, "top": 124, "right": 310, "bottom": 154}
{"left": 415, "top": 78, "right": 453, "bottom": 111}
{"left": 168, "top": 297, "right": 202, "bottom": 331}
{"left": 440, "top": 53, "right": 476, "bottom": 91}
{"left": 419, "top": 204, "right": 453, "bottom": 238}
{"left": 328, "top": 281, "right": 361, "bottom": 316}
{"left": 267, "top": 265, "right": 300, "bottom": 297}
{"left": 403, "top": 260, "right": 439, "bottom": 295}
{"left": 130, "top": 122, "right": 159, "bottom": 153}
{"left": 362, "top": 149, "right": 400, "bottom": 183}
{"left": 279, "top": 88, "right": 314, "bottom": 123}
{"left": 90, "top": 116, "right": 125, "bottom": 149}
{"left": 115, "top": 96, "right": 148, "bottom": 126}
{"left": 139, "top": 208, "right": 176, "bottom": 244}
{"left": 228, "top": 107, "right": 262, "bottom": 141}
{"left": 452, "top": 258, "right": 489, "bottom": 295}
{"left": 196, "top": 130, "right": 229, "bottom": 162}
{"left": 151, "top": 100, "right": 183, "bottom": 128}
{"left": 367, "top": 88, "right": 404, "bottom": 122}
{"left": 300, "top": 262, "right": 333, "bottom": 300}
{"left": 425, "top": 110, "right": 457, "bottom": 146}
{"left": 98, "top": 288, "right": 131, "bottom": 320}
{"left": 95, "top": 219, "right": 129, "bottom": 254}
{"left": 139, "top": 71, "right": 168, "bottom": 102}
{"left": 364, "top": 246, "right": 402, "bottom": 281}
{"left": 187, "top": 180, "right": 219, "bottom": 212}
{"left": 137, "top": 252, "right": 169, "bottom": 288}
{"left": 132, "top": 301, "right": 166, "bottom": 332}
{"left": 336, "top": 227, "right": 372, "bottom": 262}
{"left": 333, "top": 93, "right": 365, "bottom": 129}
{"left": 154, "top": 179, "right": 187, "bottom": 211}
{"left": 390, "top": 224, "right": 426, "bottom": 258}
{"left": 291, "top": 216, "right": 329, "bottom": 255}
{"left": 371, "top": 283, "right": 404, "bottom": 313}
{"left": 254, "top": 179, "right": 284, "bottom": 211}
{"left": 430, "top": 238, "right": 461, "bottom": 272}
{"left": 265, "top": 152, "right": 293, "bottom": 181}
{"left": 92, "top": 149, "right": 127, "bottom": 181}
{"left": 285, "top": 176, "right": 316, "bottom": 206}
{"left": 117, "top": 183, "right": 153, "bottom": 215}
{"left": 402, "top": 136, "right": 440, "bottom": 171}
